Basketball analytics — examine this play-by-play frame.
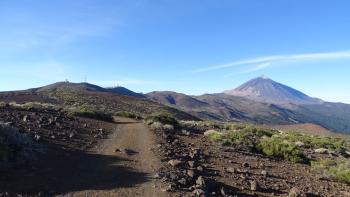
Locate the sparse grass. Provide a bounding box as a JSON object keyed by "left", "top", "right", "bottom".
{"left": 205, "top": 130, "right": 222, "bottom": 141}
{"left": 7, "top": 102, "right": 57, "bottom": 110}
{"left": 312, "top": 159, "right": 350, "bottom": 183}
{"left": 114, "top": 111, "right": 142, "bottom": 119}
{"left": 201, "top": 123, "right": 323, "bottom": 163}
{"left": 145, "top": 114, "right": 179, "bottom": 128}
{"left": 223, "top": 130, "right": 256, "bottom": 147}
{"left": 149, "top": 121, "right": 175, "bottom": 132}
{"left": 69, "top": 106, "right": 114, "bottom": 122}
{"left": 257, "top": 137, "right": 306, "bottom": 163}
{"left": 21, "top": 102, "right": 35, "bottom": 109}
{"left": 52, "top": 90, "right": 81, "bottom": 104}
{"left": 275, "top": 132, "right": 347, "bottom": 154}
{"left": 242, "top": 126, "right": 277, "bottom": 137}
{"left": 206, "top": 126, "right": 278, "bottom": 149}
{"left": 48, "top": 89, "right": 197, "bottom": 121}
{"left": 0, "top": 124, "right": 40, "bottom": 168}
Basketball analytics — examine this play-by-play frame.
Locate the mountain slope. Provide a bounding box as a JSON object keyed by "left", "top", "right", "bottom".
{"left": 146, "top": 91, "right": 209, "bottom": 108}
{"left": 146, "top": 77, "right": 350, "bottom": 133}
{"left": 36, "top": 82, "right": 146, "bottom": 98}
{"left": 35, "top": 82, "right": 108, "bottom": 93}
{"left": 0, "top": 82, "right": 199, "bottom": 121}
{"left": 106, "top": 87, "right": 146, "bottom": 99}
{"left": 293, "top": 102, "right": 350, "bottom": 133}
{"left": 224, "top": 76, "right": 322, "bottom": 104}
{"left": 146, "top": 91, "right": 302, "bottom": 124}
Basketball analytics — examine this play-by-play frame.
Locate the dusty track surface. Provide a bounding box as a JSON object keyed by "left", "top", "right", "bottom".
{"left": 1, "top": 117, "right": 166, "bottom": 197}
{"left": 64, "top": 117, "right": 166, "bottom": 197}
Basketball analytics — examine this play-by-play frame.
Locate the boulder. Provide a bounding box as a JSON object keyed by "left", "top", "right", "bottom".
{"left": 288, "top": 187, "right": 304, "bottom": 197}
{"left": 250, "top": 180, "right": 259, "bottom": 191}
{"left": 294, "top": 141, "right": 305, "bottom": 147}
{"left": 187, "top": 170, "right": 195, "bottom": 178}
{"left": 196, "top": 176, "right": 206, "bottom": 188}
{"left": 192, "top": 189, "right": 205, "bottom": 196}
{"left": 168, "top": 159, "right": 183, "bottom": 167}
{"left": 204, "top": 130, "right": 221, "bottom": 137}
{"left": 188, "top": 161, "right": 195, "bottom": 168}
{"left": 261, "top": 170, "right": 268, "bottom": 177}
{"left": 314, "top": 148, "right": 328, "bottom": 154}
{"left": 178, "top": 178, "right": 187, "bottom": 186}
{"left": 226, "top": 167, "right": 235, "bottom": 174}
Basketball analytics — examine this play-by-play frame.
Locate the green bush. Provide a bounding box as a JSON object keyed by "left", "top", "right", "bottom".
{"left": 207, "top": 132, "right": 222, "bottom": 141}
{"left": 224, "top": 130, "right": 256, "bottom": 147}
{"left": 115, "top": 111, "right": 142, "bottom": 119}
{"left": 69, "top": 106, "right": 113, "bottom": 122}
{"left": 218, "top": 127, "right": 276, "bottom": 147}
{"left": 312, "top": 159, "right": 350, "bottom": 183}
{"left": 257, "top": 138, "right": 306, "bottom": 163}
{"left": 242, "top": 126, "right": 277, "bottom": 137}
{"left": 145, "top": 114, "right": 179, "bottom": 128}
{"left": 279, "top": 132, "right": 347, "bottom": 153}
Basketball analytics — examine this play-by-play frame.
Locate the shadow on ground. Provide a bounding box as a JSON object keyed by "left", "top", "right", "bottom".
{"left": 0, "top": 144, "right": 150, "bottom": 196}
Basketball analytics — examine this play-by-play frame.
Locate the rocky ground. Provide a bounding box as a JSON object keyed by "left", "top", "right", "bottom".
{"left": 0, "top": 104, "right": 112, "bottom": 150}
{"left": 0, "top": 105, "right": 116, "bottom": 196}
{"left": 148, "top": 120, "right": 350, "bottom": 197}
{"left": 0, "top": 102, "right": 349, "bottom": 197}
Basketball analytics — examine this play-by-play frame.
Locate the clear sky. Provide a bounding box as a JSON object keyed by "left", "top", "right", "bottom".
{"left": 1, "top": 0, "right": 350, "bottom": 103}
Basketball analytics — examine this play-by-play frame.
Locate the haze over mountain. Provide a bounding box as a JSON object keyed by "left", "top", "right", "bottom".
{"left": 223, "top": 76, "right": 323, "bottom": 104}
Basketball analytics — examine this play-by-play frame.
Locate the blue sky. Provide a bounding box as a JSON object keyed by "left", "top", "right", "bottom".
{"left": 1, "top": 0, "right": 350, "bottom": 103}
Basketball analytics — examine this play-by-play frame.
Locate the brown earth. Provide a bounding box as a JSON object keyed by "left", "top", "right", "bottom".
{"left": 188, "top": 134, "right": 350, "bottom": 196}
{"left": 1, "top": 103, "right": 350, "bottom": 197}
{"left": 58, "top": 117, "right": 167, "bottom": 197}
{"left": 262, "top": 123, "right": 333, "bottom": 136}
{"left": 150, "top": 124, "right": 350, "bottom": 197}
{"left": 0, "top": 115, "right": 167, "bottom": 197}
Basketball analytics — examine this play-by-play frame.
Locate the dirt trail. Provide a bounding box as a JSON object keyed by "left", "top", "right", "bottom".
{"left": 63, "top": 117, "right": 166, "bottom": 197}
{"left": 1, "top": 117, "right": 167, "bottom": 196}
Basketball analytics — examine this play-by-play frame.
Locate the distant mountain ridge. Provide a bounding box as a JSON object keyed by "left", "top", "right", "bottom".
{"left": 146, "top": 91, "right": 209, "bottom": 108}
{"left": 0, "top": 81, "right": 198, "bottom": 121}
{"left": 223, "top": 76, "right": 323, "bottom": 104}
{"left": 35, "top": 82, "right": 145, "bottom": 98}
{"left": 2, "top": 78, "right": 350, "bottom": 134}
{"left": 145, "top": 77, "right": 350, "bottom": 134}
{"left": 106, "top": 87, "right": 145, "bottom": 99}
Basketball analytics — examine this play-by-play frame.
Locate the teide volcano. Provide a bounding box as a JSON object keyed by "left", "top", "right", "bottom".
{"left": 223, "top": 76, "right": 323, "bottom": 104}
{"left": 146, "top": 76, "right": 350, "bottom": 133}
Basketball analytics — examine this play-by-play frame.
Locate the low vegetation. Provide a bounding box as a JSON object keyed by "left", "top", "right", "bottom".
{"left": 274, "top": 132, "right": 347, "bottom": 153}
{"left": 0, "top": 123, "right": 40, "bottom": 169}
{"left": 190, "top": 120, "right": 350, "bottom": 165}
{"left": 312, "top": 159, "right": 350, "bottom": 183}
{"left": 204, "top": 130, "right": 222, "bottom": 141}
{"left": 114, "top": 111, "right": 142, "bottom": 119}
{"left": 257, "top": 137, "right": 306, "bottom": 163}
{"left": 4, "top": 102, "right": 57, "bottom": 110}
{"left": 145, "top": 114, "right": 179, "bottom": 128}
{"left": 69, "top": 106, "right": 114, "bottom": 122}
